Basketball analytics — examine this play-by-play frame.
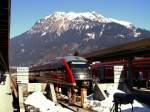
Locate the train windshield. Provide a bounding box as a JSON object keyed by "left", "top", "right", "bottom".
{"left": 69, "top": 62, "right": 92, "bottom": 80}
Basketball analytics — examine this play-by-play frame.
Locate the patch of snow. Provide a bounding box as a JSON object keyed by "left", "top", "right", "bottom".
{"left": 84, "top": 33, "right": 95, "bottom": 42}
{"left": 99, "top": 24, "right": 105, "bottom": 37}
{"left": 37, "top": 20, "right": 44, "bottom": 24}
{"left": 44, "top": 14, "right": 52, "bottom": 20}
{"left": 99, "top": 30, "right": 103, "bottom": 37}
{"left": 24, "top": 91, "right": 72, "bottom": 112}
{"left": 118, "top": 34, "right": 126, "bottom": 38}
{"left": 21, "top": 49, "right": 25, "bottom": 53}
{"left": 108, "top": 18, "right": 133, "bottom": 28}
{"left": 134, "top": 32, "right": 141, "bottom": 37}
{"left": 41, "top": 32, "right": 46, "bottom": 36}
{"left": 86, "top": 33, "right": 95, "bottom": 39}
{"left": 85, "top": 25, "right": 90, "bottom": 29}
{"left": 66, "top": 12, "right": 95, "bottom": 21}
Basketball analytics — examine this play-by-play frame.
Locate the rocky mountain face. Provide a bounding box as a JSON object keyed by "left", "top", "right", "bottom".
{"left": 10, "top": 12, "right": 150, "bottom": 66}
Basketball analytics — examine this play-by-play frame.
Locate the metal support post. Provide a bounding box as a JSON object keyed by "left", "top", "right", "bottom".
{"left": 127, "top": 56, "right": 133, "bottom": 89}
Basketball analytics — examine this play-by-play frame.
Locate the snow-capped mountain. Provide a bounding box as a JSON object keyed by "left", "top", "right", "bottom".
{"left": 10, "top": 12, "right": 150, "bottom": 66}
{"left": 27, "top": 12, "right": 134, "bottom": 36}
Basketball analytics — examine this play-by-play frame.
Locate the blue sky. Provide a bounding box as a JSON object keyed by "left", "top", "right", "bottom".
{"left": 11, "top": 0, "right": 150, "bottom": 38}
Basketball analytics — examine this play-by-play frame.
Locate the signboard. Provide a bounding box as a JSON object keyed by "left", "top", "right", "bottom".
{"left": 17, "top": 67, "right": 29, "bottom": 84}
{"left": 114, "top": 66, "right": 124, "bottom": 83}
{"left": 28, "top": 83, "right": 41, "bottom": 92}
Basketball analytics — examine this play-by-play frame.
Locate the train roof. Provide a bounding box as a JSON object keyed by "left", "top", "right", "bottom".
{"left": 30, "top": 56, "right": 88, "bottom": 71}
{"left": 61, "top": 56, "right": 87, "bottom": 62}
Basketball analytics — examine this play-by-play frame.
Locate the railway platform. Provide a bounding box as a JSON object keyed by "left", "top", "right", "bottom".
{"left": 0, "top": 74, "right": 13, "bottom": 112}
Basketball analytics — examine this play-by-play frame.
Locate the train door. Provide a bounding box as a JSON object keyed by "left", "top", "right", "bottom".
{"left": 99, "top": 66, "right": 105, "bottom": 83}
{"left": 106, "top": 66, "right": 114, "bottom": 83}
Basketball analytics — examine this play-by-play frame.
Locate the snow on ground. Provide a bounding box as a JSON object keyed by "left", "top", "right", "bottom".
{"left": 24, "top": 91, "right": 72, "bottom": 112}
{"left": 88, "top": 89, "right": 150, "bottom": 112}
{"left": 24, "top": 90, "right": 150, "bottom": 112}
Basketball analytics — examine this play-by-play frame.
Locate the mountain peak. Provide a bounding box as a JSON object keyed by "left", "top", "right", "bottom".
{"left": 43, "top": 11, "right": 132, "bottom": 26}
{"left": 49, "top": 11, "right": 106, "bottom": 21}
{"left": 28, "top": 11, "right": 134, "bottom": 35}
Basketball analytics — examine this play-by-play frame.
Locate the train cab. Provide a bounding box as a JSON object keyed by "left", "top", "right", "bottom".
{"left": 29, "top": 56, "right": 93, "bottom": 95}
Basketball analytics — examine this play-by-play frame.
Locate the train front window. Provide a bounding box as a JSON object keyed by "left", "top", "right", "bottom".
{"left": 69, "top": 62, "right": 92, "bottom": 80}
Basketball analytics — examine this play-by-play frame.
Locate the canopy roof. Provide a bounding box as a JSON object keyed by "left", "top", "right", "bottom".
{"left": 0, "top": 0, "right": 10, "bottom": 71}
{"left": 81, "top": 38, "right": 150, "bottom": 61}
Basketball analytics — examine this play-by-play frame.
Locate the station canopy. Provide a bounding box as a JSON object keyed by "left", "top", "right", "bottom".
{"left": 0, "top": 0, "right": 10, "bottom": 71}
{"left": 81, "top": 38, "right": 150, "bottom": 61}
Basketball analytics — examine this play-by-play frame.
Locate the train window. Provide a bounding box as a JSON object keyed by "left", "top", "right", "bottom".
{"left": 72, "top": 68, "right": 92, "bottom": 79}
{"left": 99, "top": 66, "right": 105, "bottom": 82}
{"left": 69, "top": 63, "right": 92, "bottom": 80}
{"left": 70, "top": 63, "right": 89, "bottom": 68}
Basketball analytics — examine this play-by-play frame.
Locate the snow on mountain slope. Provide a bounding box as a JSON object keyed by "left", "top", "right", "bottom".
{"left": 27, "top": 12, "right": 134, "bottom": 36}
{"left": 108, "top": 18, "right": 133, "bottom": 28}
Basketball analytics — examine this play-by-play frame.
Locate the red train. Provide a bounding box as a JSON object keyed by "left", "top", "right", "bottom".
{"left": 29, "top": 56, "right": 93, "bottom": 95}
{"left": 92, "top": 57, "right": 150, "bottom": 88}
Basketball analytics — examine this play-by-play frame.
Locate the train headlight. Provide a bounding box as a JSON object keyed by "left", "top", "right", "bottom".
{"left": 80, "top": 74, "right": 85, "bottom": 79}
{"left": 82, "top": 81, "right": 90, "bottom": 87}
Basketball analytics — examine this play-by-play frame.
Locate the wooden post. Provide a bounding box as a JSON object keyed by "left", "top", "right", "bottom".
{"left": 72, "top": 88, "right": 77, "bottom": 104}
{"left": 80, "top": 88, "right": 88, "bottom": 108}
{"left": 55, "top": 86, "right": 59, "bottom": 96}
{"left": 49, "top": 83, "right": 57, "bottom": 103}
{"left": 18, "top": 84, "right": 25, "bottom": 112}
